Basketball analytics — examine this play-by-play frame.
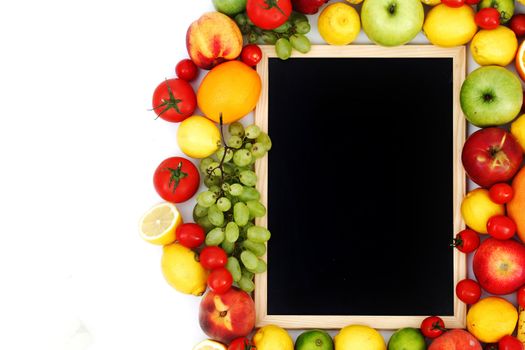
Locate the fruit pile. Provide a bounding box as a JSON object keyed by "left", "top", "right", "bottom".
{"left": 140, "top": 0, "right": 525, "bottom": 349}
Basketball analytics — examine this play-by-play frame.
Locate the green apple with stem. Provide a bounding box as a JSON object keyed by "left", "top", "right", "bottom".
{"left": 361, "top": 0, "right": 424, "bottom": 47}
{"left": 460, "top": 66, "right": 523, "bottom": 127}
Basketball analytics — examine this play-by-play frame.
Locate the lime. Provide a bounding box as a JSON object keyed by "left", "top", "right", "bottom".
{"left": 295, "top": 330, "right": 334, "bottom": 350}
{"left": 388, "top": 328, "right": 425, "bottom": 350}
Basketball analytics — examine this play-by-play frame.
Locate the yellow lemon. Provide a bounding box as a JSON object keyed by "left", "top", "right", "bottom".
{"left": 334, "top": 325, "right": 386, "bottom": 350}
{"left": 467, "top": 297, "right": 518, "bottom": 343}
{"left": 318, "top": 3, "right": 361, "bottom": 46}
{"left": 420, "top": 0, "right": 440, "bottom": 6}
{"left": 461, "top": 188, "right": 505, "bottom": 234}
{"left": 177, "top": 115, "right": 221, "bottom": 159}
{"left": 252, "top": 325, "right": 293, "bottom": 350}
{"left": 511, "top": 114, "right": 525, "bottom": 152}
{"left": 193, "top": 339, "right": 227, "bottom": 350}
{"left": 423, "top": 5, "right": 477, "bottom": 47}
{"left": 138, "top": 202, "right": 182, "bottom": 245}
{"left": 471, "top": 26, "right": 518, "bottom": 66}
{"left": 161, "top": 242, "right": 208, "bottom": 296}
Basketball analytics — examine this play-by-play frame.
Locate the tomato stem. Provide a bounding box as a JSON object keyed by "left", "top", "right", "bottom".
{"left": 432, "top": 321, "right": 447, "bottom": 332}
{"left": 151, "top": 79, "right": 183, "bottom": 118}
{"left": 165, "top": 162, "right": 188, "bottom": 193}
{"left": 259, "top": 0, "right": 286, "bottom": 16}
{"left": 450, "top": 237, "right": 463, "bottom": 249}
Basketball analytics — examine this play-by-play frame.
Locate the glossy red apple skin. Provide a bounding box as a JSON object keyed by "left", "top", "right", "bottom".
{"left": 462, "top": 128, "right": 523, "bottom": 188}
{"left": 473, "top": 238, "right": 525, "bottom": 295}
{"left": 199, "top": 287, "right": 255, "bottom": 344}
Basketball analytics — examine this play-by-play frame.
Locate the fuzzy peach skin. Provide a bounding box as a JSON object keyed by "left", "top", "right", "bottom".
{"left": 428, "top": 330, "right": 481, "bottom": 350}
{"left": 186, "top": 12, "right": 242, "bottom": 70}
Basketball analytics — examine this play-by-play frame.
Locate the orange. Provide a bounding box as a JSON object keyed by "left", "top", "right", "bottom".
{"left": 197, "top": 60, "right": 261, "bottom": 124}
{"left": 508, "top": 167, "right": 525, "bottom": 242}
{"left": 515, "top": 40, "right": 525, "bottom": 82}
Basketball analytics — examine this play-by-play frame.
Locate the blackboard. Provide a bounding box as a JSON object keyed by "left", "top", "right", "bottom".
{"left": 253, "top": 46, "right": 467, "bottom": 329}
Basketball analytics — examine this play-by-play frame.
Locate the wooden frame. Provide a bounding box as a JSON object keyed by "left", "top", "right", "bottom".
{"left": 253, "top": 45, "right": 467, "bottom": 330}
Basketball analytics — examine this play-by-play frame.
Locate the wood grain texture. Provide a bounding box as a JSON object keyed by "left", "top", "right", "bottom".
{"left": 253, "top": 45, "right": 467, "bottom": 329}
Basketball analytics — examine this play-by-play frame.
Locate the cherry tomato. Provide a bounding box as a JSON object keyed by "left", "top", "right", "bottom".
{"left": 200, "top": 246, "right": 228, "bottom": 270}
{"left": 176, "top": 223, "right": 205, "bottom": 249}
{"left": 489, "top": 183, "right": 514, "bottom": 204}
{"left": 452, "top": 229, "right": 480, "bottom": 253}
{"left": 499, "top": 335, "right": 524, "bottom": 350}
{"left": 241, "top": 44, "right": 263, "bottom": 67}
{"left": 153, "top": 157, "right": 200, "bottom": 203}
{"left": 487, "top": 215, "right": 517, "bottom": 240}
{"left": 475, "top": 8, "right": 501, "bottom": 30}
{"left": 456, "top": 279, "right": 481, "bottom": 305}
{"left": 151, "top": 78, "right": 196, "bottom": 122}
{"left": 420, "top": 316, "right": 446, "bottom": 339}
{"left": 511, "top": 14, "right": 525, "bottom": 37}
{"left": 207, "top": 267, "right": 233, "bottom": 294}
{"left": 518, "top": 286, "right": 525, "bottom": 308}
{"left": 175, "top": 59, "right": 198, "bottom": 81}
{"left": 228, "top": 337, "right": 256, "bottom": 350}
{"left": 464, "top": 0, "right": 480, "bottom": 4}
{"left": 246, "top": 0, "right": 292, "bottom": 30}
{"left": 441, "top": 0, "right": 465, "bottom": 8}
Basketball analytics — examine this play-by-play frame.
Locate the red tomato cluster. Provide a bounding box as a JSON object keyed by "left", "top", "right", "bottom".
{"left": 200, "top": 246, "right": 234, "bottom": 294}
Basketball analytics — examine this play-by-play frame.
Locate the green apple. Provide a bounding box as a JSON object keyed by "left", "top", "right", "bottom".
{"left": 361, "top": 0, "right": 424, "bottom": 46}
{"left": 388, "top": 328, "right": 426, "bottom": 350}
{"left": 212, "top": 0, "right": 247, "bottom": 16}
{"left": 478, "top": 0, "right": 514, "bottom": 24}
{"left": 460, "top": 66, "right": 522, "bottom": 127}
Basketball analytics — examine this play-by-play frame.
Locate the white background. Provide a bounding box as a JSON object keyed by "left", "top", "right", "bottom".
{"left": 0, "top": 1, "right": 519, "bottom": 349}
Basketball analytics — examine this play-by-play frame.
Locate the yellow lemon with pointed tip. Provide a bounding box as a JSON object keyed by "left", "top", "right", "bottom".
{"left": 334, "top": 325, "right": 386, "bottom": 350}
{"left": 461, "top": 188, "right": 505, "bottom": 234}
{"left": 423, "top": 4, "right": 477, "bottom": 47}
{"left": 318, "top": 3, "right": 361, "bottom": 46}
{"left": 471, "top": 26, "right": 518, "bottom": 66}
{"left": 253, "top": 325, "right": 293, "bottom": 350}
{"left": 161, "top": 242, "right": 208, "bottom": 296}
{"left": 467, "top": 297, "right": 518, "bottom": 343}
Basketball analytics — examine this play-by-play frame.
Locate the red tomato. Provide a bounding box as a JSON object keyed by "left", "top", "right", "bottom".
{"left": 489, "top": 183, "right": 514, "bottom": 204}
{"left": 464, "top": 0, "right": 480, "bottom": 4}
{"left": 420, "top": 316, "right": 446, "bottom": 339}
{"left": 153, "top": 157, "right": 200, "bottom": 203}
{"left": 475, "top": 8, "right": 501, "bottom": 30}
{"left": 246, "top": 0, "right": 292, "bottom": 30}
{"left": 487, "top": 215, "right": 517, "bottom": 240}
{"left": 518, "top": 286, "right": 525, "bottom": 308}
{"left": 452, "top": 229, "right": 480, "bottom": 253}
{"left": 151, "top": 78, "right": 196, "bottom": 122}
{"left": 175, "top": 59, "right": 198, "bottom": 81}
{"left": 441, "top": 0, "right": 464, "bottom": 8}
{"left": 499, "top": 335, "right": 524, "bottom": 350}
{"left": 241, "top": 44, "right": 263, "bottom": 67}
{"left": 176, "top": 223, "right": 205, "bottom": 249}
{"left": 228, "top": 337, "right": 256, "bottom": 350}
{"left": 456, "top": 279, "right": 481, "bottom": 305}
{"left": 200, "top": 246, "right": 228, "bottom": 270}
{"left": 510, "top": 14, "right": 525, "bottom": 37}
{"left": 207, "top": 267, "right": 233, "bottom": 294}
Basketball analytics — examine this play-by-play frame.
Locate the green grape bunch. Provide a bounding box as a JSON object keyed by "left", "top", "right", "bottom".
{"left": 193, "top": 121, "right": 272, "bottom": 293}
{"left": 234, "top": 11, "right": 312, "bottom": 60}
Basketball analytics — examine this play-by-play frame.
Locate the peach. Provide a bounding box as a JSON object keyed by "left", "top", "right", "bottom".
{"left": 508, "top": 167, "right": 525, "bottom": 242}
{"left": 429, "top": 329, "right": 481, "bottom": 350}
{"left": 186, "top": 12, "right": 242, "bottom": 70}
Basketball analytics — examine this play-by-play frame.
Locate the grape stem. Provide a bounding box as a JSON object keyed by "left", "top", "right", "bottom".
{"left": 207, "top": 113, "right": 233, "bottom": 196}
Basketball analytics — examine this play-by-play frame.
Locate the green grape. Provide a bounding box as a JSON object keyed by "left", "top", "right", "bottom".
{"left": 274, "top": 21, "right": 292, "bottom": 33}
{"left": 207, "top": 204, "right": 225, "bottom": 227}
{"left": 193, "top": 204, "right": 209, "bottom": 219}
{"left": 204, "top": 176, "right": 220, "bottom": 187}
{"left": 226, "top": 257, "right": 242, "bottom": 282}
{"left": 216, "top": 197, "right": 232, "bottom": 212}
{"left": 229, "top": 122, "right": 245, "bottom": 137}
{"left": 242, "top": 268, "right": 254, "bottom": 280}
{"left": 256, "top": 132, "right": 272, "bottom": 151}
{"left": 239, "top": 186, "right": 260, "bottom": 202}
{"left": 247, "top": 226, "right": 271, "bottom": 243}
{"left": 275, "top": 38, "right": 292, "bottom": 60}
{"left": 242, "top": 240, "right": 266, "bottom": 257}
{"left": 234, "top": 13, "right": 247, "bottom": 26}
{"left": 221, "top": 240, "right": 235, "bottom": 254}
{"left": 246, "top": 16, "right": 254, "bottom": 26}
{"left": 229, "top": 183, "right": 244, "bottom": 196}
{"left": 244, "top": 143, "right": 253, "bottom": 150}
{"left": 225, "top": 222, "right": 240, "bottom": 242}
{"left": 251, "top": 142, "right": 266, "bottom": 159}
{"left": 206, "top": 227, "right": 225, "bottom": 246}
{"left": 247, "top": 259, "right": 267, "bottom": 274}
{"left": 223, "top": 162, "right": 235, "bottom": 175}
{"left": 197, "top": 216, "right": 215, "bottom": 233}
{"left": 294, "top": 21, "right": 311, "bottom": 34}
{"left": 199, "top": 157, "right": 215, "bottom": 173}
{"left": 240, "top": 250, "right": 258, "bottom": 270}
{"left": 290, "top": 12, "right": 308, "bottom": 24}
{"left": 227, "top": 135, "right": 243, "bottom": 149}
{"left": 234, "top": 202, "right": 250, "bottom": 226}
{"left": 261, "top": 31, "right": 277, "bottom": 44}
{"left": 239, "top": 170, "right": 257, "bottom": 187}
{"left": 239, "top": 276, "right": 255, "bottom": 293}
{"left": 207, "top": 162, "right": 222, "bottom": 177}
{"left": 221, "top": 183, "right": 230, "bottom": 193}
{"left": 233, "top": 149, "right": 253, "bottom": 167}
{"left": 246, "top": 200, "right": 266, "bottom": 218}
{"left": 197, "top": 191, "right": 217, "bottom": 208}
{"left": 208, "top": 185, "right": 221, "bottom": 196}
{"left": 215, "top": 147, "right": 233, "bottom": 163}
{"left": 248, "top": 32, "right": 258, "bottom": 43}
{"left": 245, "top": 125, "right": 261, "bottom": 139}
{"left": 290, "top": 34, "right": 311, "bottom": 54}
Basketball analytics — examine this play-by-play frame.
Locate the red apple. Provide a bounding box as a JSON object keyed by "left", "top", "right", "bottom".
{"left": 429, "top": 329, "right": 482, "bottom": 350}
{"left": 199, "top": 287, "right": 255, "bottom": 344}
{"left": 462, "top": 127, "right": 523, "bottom": 188}
{"left": 473, "top": 238, "right": 525, "bottom": 295}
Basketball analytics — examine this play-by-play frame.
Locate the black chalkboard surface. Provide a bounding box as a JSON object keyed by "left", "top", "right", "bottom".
{"left": 266, "top": 56, "right": 455, "bottom": 319}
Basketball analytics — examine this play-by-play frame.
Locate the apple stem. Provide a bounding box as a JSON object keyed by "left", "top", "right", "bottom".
{"left": 388, "top": 3, "right": 396, "bottom": 14}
